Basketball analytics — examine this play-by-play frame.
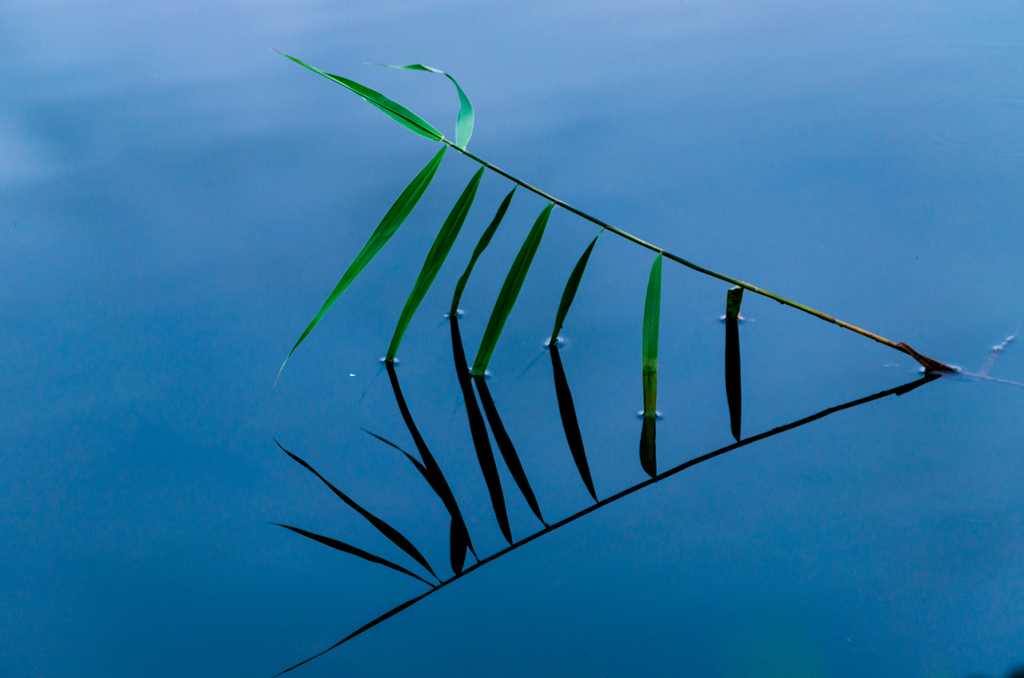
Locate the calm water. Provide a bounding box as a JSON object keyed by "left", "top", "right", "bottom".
{"left": 2, "top": 1, "right": 1023, "bottom": 676}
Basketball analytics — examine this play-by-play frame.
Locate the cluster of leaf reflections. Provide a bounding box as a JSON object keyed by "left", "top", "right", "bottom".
{"left": 273, "top": 362, "right": 938, "bottom": 675}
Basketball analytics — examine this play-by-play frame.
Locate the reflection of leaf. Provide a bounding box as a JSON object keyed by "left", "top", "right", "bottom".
{"left": 278, "top": 52, "right": 443, "bottom": 141}
{"left": 387, "top": 168, "right": 483, "bottom": 361}
{"left": 548, "top": 235, "right": 601, "bottom": 501}
{"left": 451, "top": 188, "right": 515, "bottom": 314}
{"left": 550, "top": 343, "right": 597, "bottom": 501}
{"left": 270, "top": 523, "right": 435, "bottom": 587}
{"left": 276, "top": 440, "right": 437, "bottom": 581}
{"left": 725, "top": 285, "right": 744, "bottom": 441}
{"left": 725, "top": 318, "right": 742, "bottom": 442}
{"left": 639, "top": 254, "right": 662, "bottom": 477}
{"left": 475, "top": 378, "right": 546, "bottom": 526}
{"left": 371, "top": 63, "right": 475, "bottom": 149}
{"left": 384, "top": 360, "right": 476, "bottom": 573}
{"left": 278, "top": 147, "right": 446, "bottom": 380}
{"left": 450, "top": 315, "right": 511, "bottom": 545}
{"left": 361, "top": 428, "right": 428, "bottom": 479}
{"left": 472, "top": 204, "right": 552, "bottom": 376}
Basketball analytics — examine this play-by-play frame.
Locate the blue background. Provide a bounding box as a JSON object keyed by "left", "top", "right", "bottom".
{"left": 2, "top": 1, "right": 1023, "bottom": 676}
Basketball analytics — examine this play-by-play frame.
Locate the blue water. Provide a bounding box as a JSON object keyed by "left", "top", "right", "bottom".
{"left": 2, "top": 1, "right": 1023, "bottom": 676}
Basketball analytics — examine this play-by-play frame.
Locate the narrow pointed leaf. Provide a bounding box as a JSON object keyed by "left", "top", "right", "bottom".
{"left": 275, "top": 440, "right": 437, "bottom": 581}
{"left": 451, "top": 187, "right": 516, "bottom": 314}
{"left": 550, "top": 344, "right": 597, "bottom": 501}
{"left": 278, "top": 147, "right": 446, "bottom": 380}
{"left": 641, "top": 253, "right": 663, "bottom": 413}
{"left": 640, "top": 254, "right": 662, "bottom": 477}
{"left": 449, "top": 74, "right": 475, "bottom": 150}
{"left": 278, "top": 52, "right": 443, "bottom": 141}
{"left": 450, "top": 315, "right": 511, "bottom": 544}
{"left": 371, "top": 63, "right": 475, "bottom": 149}
{"left": 551, "top": 232, "right": 601, "bottom": 342}
{"left": 271, "top": 523, "right": 434, "bottom": 587}
{"left": 475, "top": 377, "right": 546, "bottom": 526}
{"left": 472, "top": 203, "right": 553, "bottom": 376}
{"left": 387, "top": 168, "right": 483, "bottom": 361}
{"left": 385, "top": 360, "right": 477, "bottom": 569}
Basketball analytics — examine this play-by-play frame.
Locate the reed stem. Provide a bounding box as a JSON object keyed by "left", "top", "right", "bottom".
{"left": 443, "top": 140, "right": 952, "bottom": 369}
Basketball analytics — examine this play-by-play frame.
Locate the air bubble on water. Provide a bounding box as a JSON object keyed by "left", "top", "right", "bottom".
{"left": 443, "top": 309, "right": 466, "bottom": 319}
{"left": 635, "top": 410, "right": 663, "bottom": 419}
{"left": 543, "top": 336, "right": 567, "bottom": 349}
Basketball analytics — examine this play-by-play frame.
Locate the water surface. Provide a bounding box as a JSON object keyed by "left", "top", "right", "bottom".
{"left": 2, "top": 1, "right": 1023, "bottom": 676}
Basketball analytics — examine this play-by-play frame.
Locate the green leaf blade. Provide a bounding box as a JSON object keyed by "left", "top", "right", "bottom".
{"left": 726, "top": 285, "right": 744, "bottom": 319}
{"left": 551, "top": 231, "right": 601, "bottom": 342}
{"left": 278, "top": 52, "right": 443, "bottom": 141}
{"left": 471, "top": 203, "right": 553, "bottom": 376}
{"left": 451, "top": 187, "right": 516, "bottom": 314}
{"left": 387, "top": 168, "right": 484, "bottom": 361}
{"left": 278, "top": 147, "right": 446, "bottom": 381}
{"left": 642, "top": 253, "right": 663, "bottom": 401}
{"left": 446, "top": 74, "right": 475, "bottom": 150}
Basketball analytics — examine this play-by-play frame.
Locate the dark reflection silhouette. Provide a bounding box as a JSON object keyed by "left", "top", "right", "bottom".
{"left": 449, "top": 315, "right": 513, "bottom": 544}
{"left": 275, "top": 440, "right": 439, "bottom": 583}
{"left": 724, "top": 286, "right": 744, "bottom": 442}
{"left": 474, "top": 376, "right": 548, "bottom": 527}
{"left": 639, "top": 416, "right": 657, "bottom": 477}
{"left": 385, "top": 360, "right": 476, "bottom": 574}
{"left": 550, "top": 343, "right": 598, "bottom": 502}
{"left": 725, "top": 319, "right": 741, "bottom": 441}
{"left": 272, "top": 372, "right": 939, "bottom": 677}
{"left": 269, "top": 523, "right": 436, "bottom": 587}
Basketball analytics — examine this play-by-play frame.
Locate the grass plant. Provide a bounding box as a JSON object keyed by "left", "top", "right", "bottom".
{"left": 266, "top": 53, "right": 963, "bottom": 674}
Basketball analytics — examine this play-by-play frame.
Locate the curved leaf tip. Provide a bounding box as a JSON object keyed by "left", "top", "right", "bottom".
{"left": 371, "top": 62, "right": 474, "bottom": 149}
